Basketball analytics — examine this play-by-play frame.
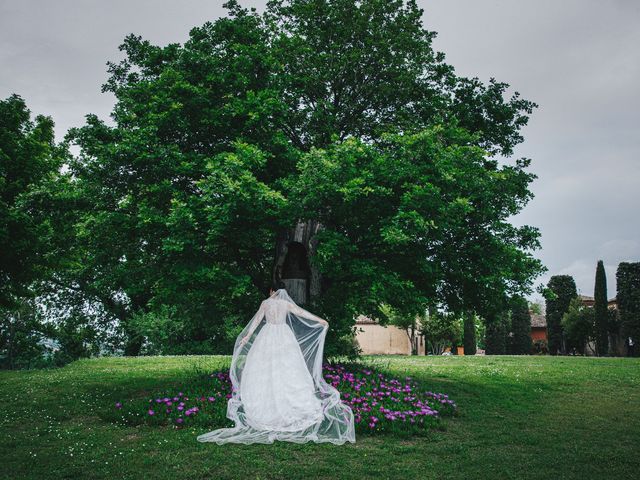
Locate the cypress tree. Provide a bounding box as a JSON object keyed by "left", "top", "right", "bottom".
{"left": 616, "top": 262, "right": 640, "bottom": 355}
{"left": 545, "top": 275, "right": 577, "bottom": 355}
{"left": 510, "top": 296, "right": 533, "bottom": 354}
{"left": 463, "top": 311, "right": 476, "bottom": 355}
{"left": 593, "top": 260, "right": 609, "bottom": 355}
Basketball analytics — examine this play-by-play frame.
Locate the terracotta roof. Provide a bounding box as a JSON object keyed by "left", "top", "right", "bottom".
{"left": 530, "top": 313, "right": 546, "bottom": 328}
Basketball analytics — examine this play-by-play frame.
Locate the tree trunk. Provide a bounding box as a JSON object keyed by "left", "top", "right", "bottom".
{"left": 272, "top": 220, "right": 323, "bottom": 306}
{"left": 463, "top": 311, "right": 477, "bottom": 355}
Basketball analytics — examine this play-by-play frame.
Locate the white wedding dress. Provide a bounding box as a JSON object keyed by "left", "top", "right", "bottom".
{"left": 197, "top": 288, "right": 356, "bottom": 445}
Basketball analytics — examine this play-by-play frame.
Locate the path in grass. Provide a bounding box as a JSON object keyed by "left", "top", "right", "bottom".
{"left": 1, "top": 355, "right": 639, "bottom": 479}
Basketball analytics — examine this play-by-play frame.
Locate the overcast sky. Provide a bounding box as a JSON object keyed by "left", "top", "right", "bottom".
{"left": 1, "top": 0, "right": 638, "bottom": 304}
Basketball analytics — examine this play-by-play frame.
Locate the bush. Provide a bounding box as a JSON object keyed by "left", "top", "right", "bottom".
{"left": 532, "top": 339, "right": 548, "bottom": 355}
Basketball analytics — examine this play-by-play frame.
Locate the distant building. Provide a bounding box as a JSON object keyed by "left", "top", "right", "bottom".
{"left": 530, "top": 312, "right": 547, "bottom": 342}
{"left": 579, "top": 294, "right": 595, "bottom": 307}
{"left": 354, "top": 315, "right": 426, "bottom": 355}
{"left": 578, "top": 294, "right": 617, "bottom": 309}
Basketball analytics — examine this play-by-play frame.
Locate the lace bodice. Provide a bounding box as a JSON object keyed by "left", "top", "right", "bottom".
{"left": 258, "top": 297, "right": 324, "bottom": 326}
{"left": 262, "top": 298, "right": 289, "bottom": 325}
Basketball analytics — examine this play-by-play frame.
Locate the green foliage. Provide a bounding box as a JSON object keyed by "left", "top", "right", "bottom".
{"left": 0, "top": 299, "right": 51, "bottom": 369}
{"left": 262, "top": 0, "right": 537, "bottom": 156}
{"left": 593, "top": 260, "right": 609, "bottom": 355}
{"left": 545, "top": 275, "right": 577, "bottom": 355}
{"left": 289, "top": 125, "right": 544, "bottom": 332}
{"left": 616, "top": 262, "right": 640, "bottom": 343}
{"left": 0, "top": 94, "right": 67, "bottom": 308}
{"left": 51, "top": 315, "right": 101, "bottom": 363}
{"left": 561, "top": 296, "right": 594, "bottom": 355}
{"left": 0, "top": 292, "right": 108, "bottom": 370}
{"left": 485, "top": 310, "right": 509, "bottom": 355}
{"left": 128, "top": 305, "right": 183, "bottom": 355}
{"left": 528, "top": 300, "right": 543, "bottom": 315}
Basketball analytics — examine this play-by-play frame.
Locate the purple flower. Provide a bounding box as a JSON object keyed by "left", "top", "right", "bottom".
{"left": 115, "top": 402, "right": 122, "bottom": 409}
{"left": 148, "top": 409, "right": 155, "bottom": 416}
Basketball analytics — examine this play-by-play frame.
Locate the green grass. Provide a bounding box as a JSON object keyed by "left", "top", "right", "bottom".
{"left": 1, "top": 354, "right": 639, "bottom": 479}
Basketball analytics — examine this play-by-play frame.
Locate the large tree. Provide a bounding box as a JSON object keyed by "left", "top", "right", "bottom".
{"left": 54, "top": 0, "right": 544, "bottom": 356}
{"left": 616, "top": 262, "right": 640, "bottom": 354}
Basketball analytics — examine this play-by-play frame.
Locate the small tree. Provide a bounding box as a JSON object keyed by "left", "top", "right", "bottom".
{"left": 419, "top": 308, "right": 462, "bottom": 355}
{"left": 561, "top": 296, "right": 594, "bottom": 355}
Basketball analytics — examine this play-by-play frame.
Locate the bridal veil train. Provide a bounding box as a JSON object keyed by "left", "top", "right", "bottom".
{"left": 196, "top": 288, "right": 356, "bottom": 445}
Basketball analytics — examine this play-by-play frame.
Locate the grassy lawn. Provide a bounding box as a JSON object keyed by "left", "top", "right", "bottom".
{"left": 1, "top": 354, "right": 639, "bottom": 479}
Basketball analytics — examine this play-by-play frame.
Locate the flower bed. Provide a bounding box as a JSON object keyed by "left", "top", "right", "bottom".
{"left": 324, "top": 362, "right": 457, "bottom": 434}
{"left": 104, "top": 361, "right": 457, "bottom": 435}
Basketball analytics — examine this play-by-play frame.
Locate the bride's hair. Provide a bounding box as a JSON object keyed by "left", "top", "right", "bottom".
{"left": 269, "top": 280, "right": 285, "bottom": 294}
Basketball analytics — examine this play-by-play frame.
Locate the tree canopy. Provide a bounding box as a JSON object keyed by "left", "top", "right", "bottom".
{"left": 2, "top": 0, "right": 545, "bottom": 359}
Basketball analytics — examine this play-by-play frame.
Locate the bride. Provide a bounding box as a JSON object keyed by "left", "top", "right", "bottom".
{"left": 197, "top": 283, "right": 356, "bottom": 445}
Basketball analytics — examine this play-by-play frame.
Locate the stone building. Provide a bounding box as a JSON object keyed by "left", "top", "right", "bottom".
{"left": 354, "top": 315, "right": 426, "bottom": 355}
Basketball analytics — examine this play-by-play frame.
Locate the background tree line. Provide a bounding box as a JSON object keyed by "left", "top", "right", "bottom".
{"left": 543, "top": 261, "right": 640, "bottom": 357}
{"left": 392, "top": 258, "right": 640, "bottom": 357}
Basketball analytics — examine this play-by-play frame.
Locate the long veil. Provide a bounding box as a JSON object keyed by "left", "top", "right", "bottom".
{"left": 196, "top": 288, "right": 356, "bottom": 444}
